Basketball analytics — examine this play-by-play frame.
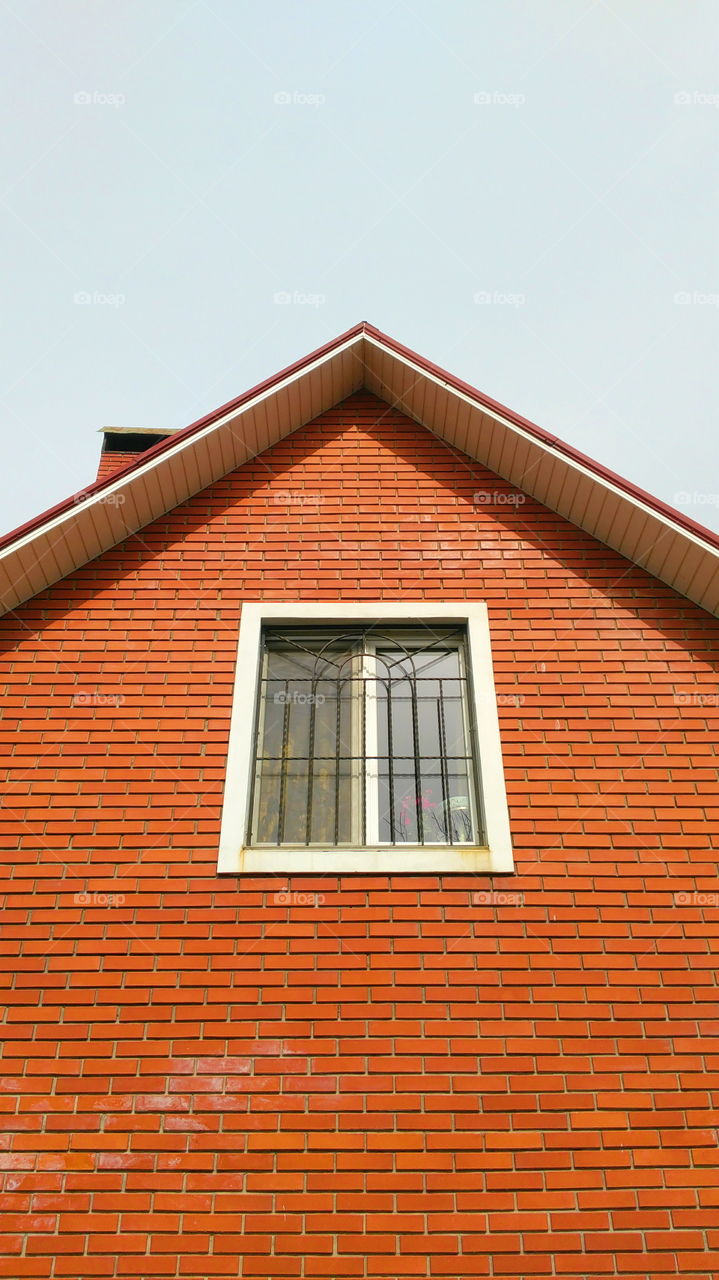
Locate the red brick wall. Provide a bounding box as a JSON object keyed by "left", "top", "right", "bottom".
{"left": 95, "top": 449, "right": 138, "bottom": 483}
{"left": 1, "top": 390, "right": 718, "bottom": 1278}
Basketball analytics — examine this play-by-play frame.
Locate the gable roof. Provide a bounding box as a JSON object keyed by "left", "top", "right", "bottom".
{"left": 2, "top": 321, "right": 719, "bottom": 618}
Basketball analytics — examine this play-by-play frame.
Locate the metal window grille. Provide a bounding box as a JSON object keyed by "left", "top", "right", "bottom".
{"left": 248, "top": 625, "right": 483, "bottom": 848}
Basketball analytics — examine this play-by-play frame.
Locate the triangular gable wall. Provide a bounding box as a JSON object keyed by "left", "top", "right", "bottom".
{"left": 4, "top": 392, "right": 714, "bottom": 645}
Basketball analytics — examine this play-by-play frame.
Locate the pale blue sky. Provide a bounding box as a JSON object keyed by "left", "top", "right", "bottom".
{"left": 1, "top": 0, "right": 718, "bottom": 537}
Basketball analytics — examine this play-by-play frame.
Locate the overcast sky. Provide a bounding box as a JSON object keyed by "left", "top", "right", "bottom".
{"left": 1, "top": 0, "right": 717, "bottom": 538}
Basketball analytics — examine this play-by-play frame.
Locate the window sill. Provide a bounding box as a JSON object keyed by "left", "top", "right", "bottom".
{"left": 217, "top": 844, "right": 513, "bottom": 875}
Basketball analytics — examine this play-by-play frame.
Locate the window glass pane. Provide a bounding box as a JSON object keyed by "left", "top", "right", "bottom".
{"left": 250, "top": 639, "right": 357, "bottom": 845}
{"left": 375, "top": 643, "right": 475, "bottom": 845}
{"left": 253, "top": 760, "right": 281, "bottom": 844}
{"left": 282, "top": 760, "right": 310, "bottom": 844}
{"left": 377, "top": 761, "right": 418, "bottom": 843}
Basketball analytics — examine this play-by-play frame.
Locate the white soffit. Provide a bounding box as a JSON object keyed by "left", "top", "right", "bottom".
{"left": 1, "top": 325, "right": 718, "bottom": 619}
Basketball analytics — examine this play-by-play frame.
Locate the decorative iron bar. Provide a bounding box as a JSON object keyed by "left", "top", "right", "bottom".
{"left": 248, "top": 626, "right": 480, "bottom": 848}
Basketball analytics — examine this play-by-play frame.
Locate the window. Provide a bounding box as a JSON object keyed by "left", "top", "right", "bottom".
{"left": 218, "top": 604, "right": 513, "bottom": 874}
{"left": 250, "top": 626, "right": 479, "bottom": 848}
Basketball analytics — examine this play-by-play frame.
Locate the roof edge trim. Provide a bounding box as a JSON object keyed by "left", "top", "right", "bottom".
{"left": 0, "top": 325, "right": 366, "bottom": 560}
{"left": 0, "top": 321, "right": 368, "bottom": 557}
{"left": 363, "top": 330, "right": 719, "bottom": 557}
{"left": 362, "top": 325, "right": 719, "bottom": 554}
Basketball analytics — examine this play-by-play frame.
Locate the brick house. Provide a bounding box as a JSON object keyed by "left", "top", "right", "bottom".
{"left": 1, "top": 320, "right": 718, "bottom": 1278}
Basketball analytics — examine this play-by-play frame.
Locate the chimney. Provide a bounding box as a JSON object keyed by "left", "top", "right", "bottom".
{"left": 96, "top": 427, "right": 175, "bottom": 482}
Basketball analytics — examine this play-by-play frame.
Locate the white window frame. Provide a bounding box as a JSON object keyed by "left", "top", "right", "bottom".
{"left": 217, "top": 603, "right": 514, "bottom": 875}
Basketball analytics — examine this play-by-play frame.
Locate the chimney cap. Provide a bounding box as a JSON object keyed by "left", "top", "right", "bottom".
{"left": 99, "top": 427, "right": 177, "bottom": 456}
{"left": 97, "top": 425, "right": 178, "bottom": 435}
